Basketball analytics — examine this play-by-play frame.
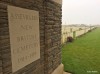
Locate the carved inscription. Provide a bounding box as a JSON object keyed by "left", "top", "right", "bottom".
{"left": 8, "top": 6, "right": 40, "bottom": 72}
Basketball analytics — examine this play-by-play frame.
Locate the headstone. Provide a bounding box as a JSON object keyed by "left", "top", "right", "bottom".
{"left": 73, "top": 31, "right": 76, "bottom": 39}
{"left": 8, "top": 5, "right": 40, "bottom": 72}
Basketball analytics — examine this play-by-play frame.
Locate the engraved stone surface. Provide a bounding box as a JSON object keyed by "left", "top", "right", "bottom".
{"left": 7, "top": 5, "right": 40, "bottom": 72}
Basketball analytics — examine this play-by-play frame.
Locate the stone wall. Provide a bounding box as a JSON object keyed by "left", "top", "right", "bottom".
{"left": 44, "top": 0, "right": 62, "bottom": 74}
{"left": 0, "top": 0, "right": 62, "bottom": 74}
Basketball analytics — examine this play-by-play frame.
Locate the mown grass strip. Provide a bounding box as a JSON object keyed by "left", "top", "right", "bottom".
{"left": 62, "top": 28, "right": 100, "bottom": 74}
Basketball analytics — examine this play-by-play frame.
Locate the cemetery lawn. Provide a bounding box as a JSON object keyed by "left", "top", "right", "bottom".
{"left": 62, "top": 28, "right": 100, "bottom": 74}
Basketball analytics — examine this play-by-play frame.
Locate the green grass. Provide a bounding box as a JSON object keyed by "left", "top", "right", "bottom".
{"left": 62, "top": 28, "right": 100, "bottom": 74}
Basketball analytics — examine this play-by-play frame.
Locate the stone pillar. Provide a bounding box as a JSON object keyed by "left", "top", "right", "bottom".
{"left": 44, "top": 0, "right": 62, "bottom": 74}
{"left": 0, "top": 0, "right": 62, "bottom": 74}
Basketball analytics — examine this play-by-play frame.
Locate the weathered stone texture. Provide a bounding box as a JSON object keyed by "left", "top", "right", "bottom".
{"left": 44, "top": 0, "right": 62, "bottom": 74}
{"left": 0, "top": 0, "right": 62, "bottom": 74}
{"left": 0, "top": 0, "right": 45, "bottom": 74}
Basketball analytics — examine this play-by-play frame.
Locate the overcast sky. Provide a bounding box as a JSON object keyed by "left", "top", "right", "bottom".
{"left": 62, "top": 0, "right": 100, "bottom": 25}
